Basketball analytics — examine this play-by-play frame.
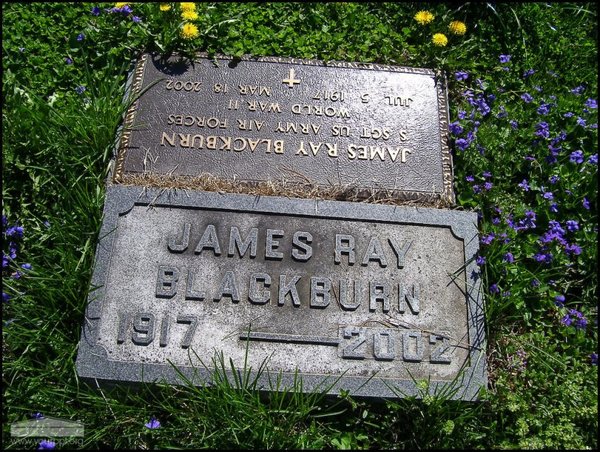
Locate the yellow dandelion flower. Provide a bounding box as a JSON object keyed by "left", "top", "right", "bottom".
{"left": 181, "top": 10, "right": 199, "bottom": 21}
{"left": 414, "top": 10, "right": 434, "bottom": 25}
{"left": 432, "top": 33, "right": 448, "bottom": 47}
{"left": 159, "top": 3, "right": 171, "bottom": 12}
{"left": 449, "top": 20, "right": 467, "bottom": 35}
{"left": 179, "top": 2, "right": 196, "bottom": 12}
{"left": 181, "top": 22, "right": 199, "bottom": 40}
{"left": 115, "top": 2, "right": 128, "bottom": 8}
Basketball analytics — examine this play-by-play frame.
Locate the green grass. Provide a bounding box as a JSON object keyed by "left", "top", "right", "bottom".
{"left": 2, "top": 2, "right": 597, "bottom": 449}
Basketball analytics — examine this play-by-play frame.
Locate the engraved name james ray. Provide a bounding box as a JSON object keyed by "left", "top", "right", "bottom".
{"left": 114, "top": 53, "right": 454, "bottom": 203}
{"left": 76, "top": 186, "right": 486, "bottom": 400}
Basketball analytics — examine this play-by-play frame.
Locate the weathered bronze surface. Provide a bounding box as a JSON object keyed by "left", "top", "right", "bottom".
{"left": 114, "top": 54, "right": 454, "bottom": 204}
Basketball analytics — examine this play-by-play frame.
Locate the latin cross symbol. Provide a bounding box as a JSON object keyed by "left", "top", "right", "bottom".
{"left": 282, "top": 68, "right": 301, "bottom": 88}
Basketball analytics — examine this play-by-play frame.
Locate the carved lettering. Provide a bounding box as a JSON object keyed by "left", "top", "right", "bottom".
{"left": 369, "top": 282, "right": 390, "bottom": 313}
{"left": 310, "top": 276, "right": 331, "bottom": 308}
{"left": 278, "top": 275, "right": 301, "bottom": 307}
{"left": 249, "top": 273, "right": 271, "bottom": 305}
{"left": 156, "top": 265, "right": 180, "bottom": 298}
{"left": 214, "top": 271, "right": 240, "bottom": 302}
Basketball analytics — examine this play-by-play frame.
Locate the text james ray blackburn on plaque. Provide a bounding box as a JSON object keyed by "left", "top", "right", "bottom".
{"left": 114, "top": 53, "right": 454, "bottom": 204}
{"left": 76, "top": 186, "right": 487, "bottom": 400}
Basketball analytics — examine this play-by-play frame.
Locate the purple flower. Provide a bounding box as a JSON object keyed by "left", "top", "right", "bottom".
{"left": 531, "top": 279, "right": 540, "bottom": 287}
{"left": 21, "top": 263, "right": 32, "bottom": 270}
{"left": 550, "top": 203, "right": 559, "bottom": 213}
{"left": 484, "top": 181, "right": 493, "bottom": 191}
{"left": 132, "top": 15, "right": 142, "bottom": 23}
{"left": 449, "top": 121, "right": 463, "bottom": 136}
{"left": 3, "top": 292, "right": 11, "bottom": 303}
{"left": 455, "top": 138, "right": 470, "bottom": 151}
{"left": 465, "top": 175, "right": 474, "bottom": 182}
{"left": 480, "top": 233, "right": 495, "bottom": 245}
{"left": 565, "top": 243, "right": 582, "bottom": 256}
{"left": 482, "top": 171, "right": 492, "bottom": 178}
{"left": 77, "top": 33, "right": 85, "bottom": 41}
{"left": 145, "top": 416, "right": 161, "bottom": 429}
{"left": 548, "top": 220, "right": 565, "bottom": 234}
{"left": 468, "top": 94, "right": 491, "bottom": 116}
{"left": 537, "top": 103, "right": 551, "bottom": 115}
{"left": 564, "top": 309, "right": 588, "bottom": 330}
{"left": 571, "top": 85, "right": 585, "bottom": 95}
{"left": 554, "top": 294, "right": 565, "bottom": 307}
{"left": 65, "top": 57, "right": 73, "bottom": 64}
{"left": 75, "top": 85, "right": 86, "bottom": 95}
{"left": 91, "top": 6, "right": 101, "bottom": 16}
{"left": 32, "top": 412, "right": 44, "bottom": 419}
{"left": 503, "top": 252, "right": 514, "bottom": 263}
{"left": 509, "top": 120, "right": 518, "bottom": 129}
{"left": 534, "top": 252, "right": 553, "bottom": 264}
{"left": 591, "top": 353, "right": 598, "bottom": 366}
{"left": 584, "top": 98, "right": 597, "bottom": 109}
{"left": 569, "top": 150, "right": 584, "bottom": 163}
{"left": 565, "top": 220, "right": 579, "bottom": 232}
{"left": 6, "top": 225, "right": 24, "bottom": 238}
{"left": 576, "top": 117, "right": 586, "bottom": 127}
{"left": 518, "top": 179, "right": 530, "bottom": 191}
{"left": 472, "top": 184, "right": 481, "bottom": 194}
{"left": 521, "top": 93, "right": 533, "bottom": 103}
{"left": 476, "top": 255, "right": 486, "bottom": 266}
{"left": 37, "top": 440, "right": 55, "bottom": 450}
{"left": 588, "top": 154, "right": 598, "bottom": 165}
{"left": 455, "top": 71, "right": 469, "bottom": 81}
{"left": 492, "top": 217, "right": 500, "bottom": 225}
{"left": 549, "top": 175, "right": 560, "bottom": 184}
{"left": 523, "top": 68, "right": 535, "bottom": 77}
{"left": 583, "top": 197, "right": 590, "bottom": 209}
{"left": 489, "top": 283, "right": 500, "bottom": 294}
{"left": 542, "top": 191, "right": 554, "bottom": 201}
{"left": 535, "top": 122, "right": 550, "bottom": 138}
{"left": 499, "top": 54, "right": 511, "bottom": 63}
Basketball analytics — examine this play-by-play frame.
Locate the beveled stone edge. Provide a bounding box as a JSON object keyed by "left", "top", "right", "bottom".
{"left": 76, "top": 185, "right": 486, "bottom": 400}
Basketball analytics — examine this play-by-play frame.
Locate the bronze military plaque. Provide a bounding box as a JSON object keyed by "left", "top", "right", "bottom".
{"left": 114, "top": 53, "right": 454, "bottom": 203}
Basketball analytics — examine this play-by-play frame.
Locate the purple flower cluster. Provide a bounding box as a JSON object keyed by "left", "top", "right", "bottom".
{"left": 107, "top": 3, "right": 140, "bottom": 21}
{"left": 569, "top": 150, "right": 584, "bottom": 164}
{"left": 537, "top": 219, "right": 582, "bottom": 257}
{"left": 507, "top": 210, "right": 537, "bottom": 232}
{"left": 535, "top": 121, "right": 550, "bottom": 138}
{"left": 561, "top": 309, "right": 587, "bottom": 330}
{"left": 521, "top": 92, "right": 533, "bottom": 103}
{"left": 3, "top": 215, "right": 33, "bottom": 299}
{"left": 455, "top": 71, "right": 469, "bottom": 81}
{"left": 109, "top": 4, "right": 133, "bottom": 15}
{"left": 449, "top": 121, "right": 463, "bottom": 136}
{"left": 468, "top": 93, "right": 492, "bottom": 116}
